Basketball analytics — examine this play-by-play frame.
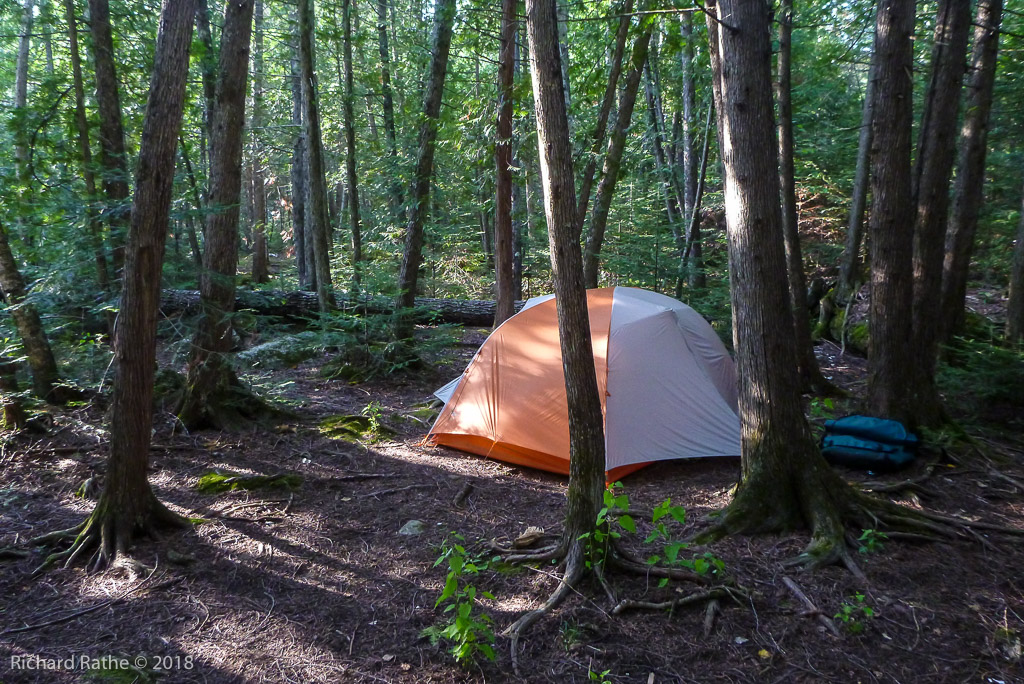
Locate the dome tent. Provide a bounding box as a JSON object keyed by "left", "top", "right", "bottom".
{"left": 427, "top": 287, "right": 741, "bottom": 479}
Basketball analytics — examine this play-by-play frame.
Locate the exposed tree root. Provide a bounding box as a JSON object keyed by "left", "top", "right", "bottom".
{"left": 612, "top": 586, "right": 738, "bottom": 616}
{"left": 176, "top": 362, "right": 294, "bottom": 432}
{"left": 609, "top": 539, "right": 711, "bottom": 585}
{"left": 34, "top": 495, "right": 188, "bottom": 575}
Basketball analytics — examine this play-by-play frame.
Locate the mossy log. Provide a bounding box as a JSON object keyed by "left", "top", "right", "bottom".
{"left": 160, "top": 289, "right": 524, "bottom": 326}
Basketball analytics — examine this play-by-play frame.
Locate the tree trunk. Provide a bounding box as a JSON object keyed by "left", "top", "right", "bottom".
{"left": 1007, "top": 185, "right": 1024, "bottom": 343}
{"left": 941, "top": 0, "right": 1003, "bottom": 340}
{"left": 867, "top": 0, "right": 916, "bottom": 425}
{"left": 84, "top": 0, "right": 197, "bottom": 569}
{"left": 298, "top": 0, "right": 336, "bottom": 311}
{"left": 700, "top": 0, "right": 852, "bottom": 563}
{"left": 342, "top": 0, "right": 364, "bottom": 291}
{"left": 582, "top": 25, "right": 653, "bottom": 289}
{"left": 0, "top": 222, "right": 66, "bottom": 403}
{"left": 836, "top": 41, "right": 877, "bottom": 306}
{"left": 251, "top": 0, "right": 270, "bottom": 285}
{"left": 65, "top": 0, "right": 111, "bottom": 292}
{"left": 644, "top": 59, "right": 686, "bottom": 287}
{"left": 289, "top": 44, "right": 309, "bottom": 290}
{"left": 13, "top": 0, "right": 34, "bottom": 178}
{"left": 909, "top": 0, "right": 971, "bottom": 426}
{"left": 680, "top": 12, "right": 704, "bottom": 289}
{"left": 394, "top": 0, "right": 456, "bottom": 334}
{"left": 178, "top": 138, "right": 206, "bottom": 273}
{"left": 775, "top": 0, "right": 833, "bottom": 395}
{"left": 377, "top": 0, "right": 404, "bottom": 220}
{"left": 493, "top": 0, "right": 517, "bottom": 327}
{"left": 195, "top": 0, "right": 217, "bottom": 164}
{"left": 89, "top": 0, "right": 131, "bottom": 276}
{"left": 574, "top": 0, "right": 632, "bottom": 237}
{"left": 527, "top": 0, "right": 605, "bottom": 555}
{"left": 178, "top": 0, "right": 256, "bottom": 431}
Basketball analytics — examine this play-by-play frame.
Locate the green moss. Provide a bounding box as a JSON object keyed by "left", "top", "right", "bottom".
{"left": 319, "top": 413, "right": 395, "bottom": 442}
{"left": 236, "top": 331, "right": 322, "bottom": 369}
{"left": 829, "top": 308, "right": 869, "bottom": 355}
{"left": 195, "top": 470, "right": 302, "bottom": 494}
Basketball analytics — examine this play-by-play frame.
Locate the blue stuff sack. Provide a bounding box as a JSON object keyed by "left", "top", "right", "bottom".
{"left": 821, "top": 415, "right": 918, "bottom": 471}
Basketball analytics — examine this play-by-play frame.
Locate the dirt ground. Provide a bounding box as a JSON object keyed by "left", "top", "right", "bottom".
{"left": 1, "top": 329, "right": 1022, "bottom": 684}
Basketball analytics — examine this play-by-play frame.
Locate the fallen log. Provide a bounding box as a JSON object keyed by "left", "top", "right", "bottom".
{"left": 159, "top": 289, "right": 524, "bottom": 327}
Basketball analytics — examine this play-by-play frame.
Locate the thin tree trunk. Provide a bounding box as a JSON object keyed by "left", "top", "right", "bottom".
{"left": 644, "top": 59, "right": 685, "bottom": 281}
{"left": 195, "top": 0, "right": 217, "bottom": 164}
{"left": 493, "top": 0, "right": 517, "bottom": 326}
{"left": 88, "top": 0, "right": 130, "bottom": 276}
{"left": 941, "top": 0, "right": 1003, "bottom": 340}
{"left": 86, "top": 0, "right": 197, "bottom": 568}
{"left": 776, "top": 0, "right": 833, "bottom": 395}
{"left": 680, "top": 13, "right": 696, "bottom": 219}
{"left": 837, "top": 43, "right": 877, "bottom": 305}
{"left": 178, "top": 138, "right": 206, "bottom": 271}
{"left": 178, "top": 0, "right": 256, "bottom": 430}
{"left": 909, "top": 0, "right": 971, "bottom": 426}
{"left": 13, "top": 0, "right": 34, "bottom": 178}
{"left": 867, "top": 0, "right": 916, "bottom": 425}
{"left": 65, "top": 0, "right": 111, "bottom": 291}
{"left": 582, "top": 25, "right": 653, "bottom": 289}
{"left": 679, "top": 102, "right": 712, "bottom": 295}
{"left": 290, "top": 44, "right": 309, "bottom": 290}
{"left": 342, "top": 0, "right": 363, "bottom": 291}
{"left": 574, "top": 0, "right": 632, "bottom": 237}
{"left": 527, "top": 0, "right": 605, "bottom": 556}
{"left": 394, "top": 0, "right": 456, "bottom": 334}
{"left": 251, "top": 0, "right": 269, "bottom": 284}
{"left": 0, "top": 222, "right": 66, "bottom": 403}
{"left": 1006, "top": 186, "right": 1024, "bottom": 342}
{"left": 377, "top": 0, "right": 404, "bottom": 220}
{"left": 298, "top": 0, "right": 336, "bottom": 311}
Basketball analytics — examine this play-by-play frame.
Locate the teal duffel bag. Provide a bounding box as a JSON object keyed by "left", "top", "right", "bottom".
{"left": 821, "top": 415, "right": 918, "bottom": 471}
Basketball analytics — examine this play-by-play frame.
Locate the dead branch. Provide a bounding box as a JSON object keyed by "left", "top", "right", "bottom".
{"left": 612, "top": 587, "right": 732, "bottom": 615}
{"left": 782, "top": 576, "right": 840, "bottom": 637}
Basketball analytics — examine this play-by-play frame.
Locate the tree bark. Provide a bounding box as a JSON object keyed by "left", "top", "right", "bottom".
{"left": 909, "top": 0, "right": 971, "bottom": 426}
{"left": 394, "top": 0, "right": 456, "bottom": 335}
{"left": 342, "top": 0, "right": 364, "bottom": 291}
{"left": 941, "top": 0, "right": 1003, "bottom": 340}
{"left": 527, "top": 0, "right": 605, "bottom": 554}
{"left": 13, "top": 0, "right": 34, "bottom": 178}
{"left": 680, "top": 12, "right": 703, "bottom": 289}
{"left": 582, "top": 24, "right": 653, "bottom": 288}
{"left": 493, "top": 0, "right": 517, "bottom": 327}
{"left": 298, "top": 0, "right": 336, "bottom": 312}
{"left": 65, "top": 0, "right": 111, "bottom": 292}
{"left": 289, "top": 43, "right": 310, "bottom": 290}
{"left": 867, "top": 0, "right": 916, "bottom": 425}
{"left": 837, "top": 41, "right": 877, "bottom": 306}
{"left": 0, "top": 222, "right": 65, "bottom": 403}
{"left": 1007, "top": 186, "right": 1024, "bottom": 342}
{"left": 776, "top": 0, "right": 833, "bottom": 395}
{"left": 178, "top": 0, "right": 256, "bottom": 431}
{"left": 88, "top": 0, "right": 130, "bottom": 276}
{"left": 195, "top": 0, "right": 217, "bottom": 165}
{"left": 88, "top": 0, "right": 197, "bottom": 568}
{"left": 251, "top": 0, "right": 270, "bottom": 285}
{"left": 701, "top": 0, "right": 851, "bottom": 562}
{"left": 574, "top": 0, "right": 632, "bottom": 237}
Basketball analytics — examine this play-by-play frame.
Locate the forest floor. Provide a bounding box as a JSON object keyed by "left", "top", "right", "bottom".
{"left": 1, "top": 322, "right": 1023, "bottom": 684}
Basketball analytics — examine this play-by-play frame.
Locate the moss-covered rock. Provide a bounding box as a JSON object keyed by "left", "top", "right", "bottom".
{"left": 319, "top": 412, "right": 396, "bottom": 442}
{"left": 195, "top": 470, "right": 302, "bottom": 494}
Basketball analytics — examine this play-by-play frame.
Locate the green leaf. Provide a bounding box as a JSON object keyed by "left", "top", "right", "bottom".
{"left": 618, "top": 514, "right": 636, "bottom": 533}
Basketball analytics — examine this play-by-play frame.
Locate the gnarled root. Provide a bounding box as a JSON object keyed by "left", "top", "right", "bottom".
{"left": 177, "top": 361, "right": 293, "bottom": 432}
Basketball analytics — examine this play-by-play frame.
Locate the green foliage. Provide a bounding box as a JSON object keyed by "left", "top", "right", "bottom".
{"left": 588, "top": 664, "right": 613, "bottom": 684}
{"left": 319, "top": 406, "right": 396, "bottom": 442}
{"left": 856, "top": 529, "right": 888, "bottom": 554}
{"left": 578, "top": 482, "right": 635, "bottom": 569}
{"left": 422, "top": 533, "right": 497, "bottom": 665}
{"left": 644, "top": 497, "right": 725, "bottom": 585}
{"left": 938, "top": 340, "right": 1024, "bottom": 427}
{"left": 195, "top": 471, "right": 302, "bottom": 494}
{"left": 835, "top": 592, "right": 875, "bottom": 634}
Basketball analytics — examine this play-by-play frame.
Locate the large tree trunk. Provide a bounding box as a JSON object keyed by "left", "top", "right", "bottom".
{"left": 289, "top": 44, "right": 309, "bottom": 290}
{"left": 573, "top": 0, "right": 632, "bottom": 237}
{"left": 0, "top": 222, "right": 66, "bottom": 403}
{"left": 941, "top": 0, "right": 1003, "bottom": 340}
{"left": 836, "top": 41, "right": 877, "bottom": 306}
{"left": 178, "top": 0, "right": 256, "bottom": 431}
{"left": 88, "top": 0, "right": 131, "bottom": 276}
{"left": 775, "top": 0, "right": 833, "bottom": 395}
{"left": 72, "top": 0, "right": 197, "bottom": 570}
{"left": 1007, "top": 185, "right": 1024, "bottom": 343}
{"left": 394, "top": 0, "right": 456, "bottom": 335}
{"left": 582, "top": 24, "right": 653, "bottom": 288}
{"left": 493, "top": 0, "right": 517, "bottom": 327}
{"left": 65, "top": 0, "right": 111, "bottom": 292}
{"left": 298, "top": 0, "right": 336, "bottom": 312}
{"left": 342, "top": 0, "right": 364, "bottom": 291}
{"left": 251, "top": 0, "right": 270, "bottom": 285}
{"left": 700, "top": 0, "right": 852, "bottom": 564}
{"left": 530, "top": 0, "right": 604, "bottom": 571}
{"left": 866, "top": 0, "right": 916, "bottom": 425}
{"left": 377, "top": 0, "right": 404, "bottom": 221}
{"left": 909, "top": 0, "right": 971, "bottom": 426}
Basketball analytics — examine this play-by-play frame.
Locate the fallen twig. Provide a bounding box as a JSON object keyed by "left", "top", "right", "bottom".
{"left": 612, "top": 587, "right": 732, "bottom": 615}
{"left": 356, "top": 484, "right": 432, "bottom": 498}
{"left": 781, "top": 575, "right": 840, "bottom": 637}
{"left": 453, "top": 482, "right": 473, "bottom": 507}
